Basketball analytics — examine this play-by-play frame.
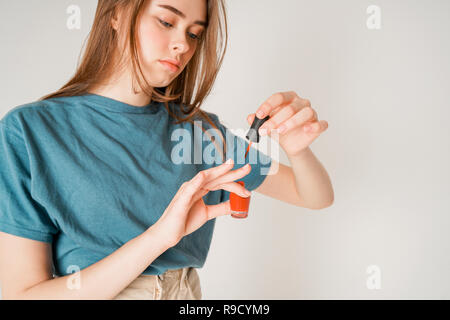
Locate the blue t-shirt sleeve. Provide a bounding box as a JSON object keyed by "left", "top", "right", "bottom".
{"left": 0, "top": 121, "right": 58, "bottom": 243}
{"left": 204, "top": 112, "right": 272, "bottom": 202}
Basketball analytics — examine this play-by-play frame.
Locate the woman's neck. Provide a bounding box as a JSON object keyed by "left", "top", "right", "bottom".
{"left": 88, "top": 68, "right": 152, "bottom": 107}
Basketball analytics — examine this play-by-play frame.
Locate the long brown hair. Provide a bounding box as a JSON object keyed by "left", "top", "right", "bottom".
{"left": 40, "top": 0, "right": 228, "bottom": 162}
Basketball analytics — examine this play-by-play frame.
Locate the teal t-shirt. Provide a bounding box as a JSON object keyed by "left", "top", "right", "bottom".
{"left": 0, "top": 94, "right": 272, "bottom": 276}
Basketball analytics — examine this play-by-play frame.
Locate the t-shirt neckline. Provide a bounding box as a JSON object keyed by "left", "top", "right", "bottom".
{"left": 82, "top": 93, "right": 162, "bottom": 114}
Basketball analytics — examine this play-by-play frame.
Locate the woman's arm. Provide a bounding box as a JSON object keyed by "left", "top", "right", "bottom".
{"left": 255, "top": 147, "right": 334, "bottom": 210}
{"left": 0, "top": 225, "right": 171, "bottom": 300}
{"left": 248, "top": 92, "right": 334, "bottom": 210}
{"left": 0, "top": 159, "right": 252, "bottom": 300}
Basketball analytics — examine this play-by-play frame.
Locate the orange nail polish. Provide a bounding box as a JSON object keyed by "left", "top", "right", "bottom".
{"left": 230, "top": 181, "right": 251, "bottom": 219}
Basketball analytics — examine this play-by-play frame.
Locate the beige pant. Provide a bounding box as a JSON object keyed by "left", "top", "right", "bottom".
{"left": 113, "top": 267, "right": 202, "bottom": 300}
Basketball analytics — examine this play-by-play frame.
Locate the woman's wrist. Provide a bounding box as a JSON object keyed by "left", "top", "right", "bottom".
{"left": 143, "top": 222, "right": 175, "bottom": 251}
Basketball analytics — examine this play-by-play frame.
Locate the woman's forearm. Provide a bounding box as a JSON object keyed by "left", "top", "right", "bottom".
{"left": 14, "top": 225, "right": 171, "bottom": 300}
{"left": 287, "top": 147, "right": 334, "bottom": 209}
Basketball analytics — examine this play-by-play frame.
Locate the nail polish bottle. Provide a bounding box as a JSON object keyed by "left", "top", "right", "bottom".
{"left": 230, "top": 115, "right": 270, "bottom": 219}
{"left": 230, "top": 181, "right": 250, "bottom": 219}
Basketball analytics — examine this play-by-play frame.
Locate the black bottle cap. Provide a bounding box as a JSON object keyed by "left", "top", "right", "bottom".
{"left": 245, "top": 115, "right": 270, "bottom": 143}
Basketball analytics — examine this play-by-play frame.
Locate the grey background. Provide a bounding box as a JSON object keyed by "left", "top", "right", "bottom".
{"left": 1, "top": 0, "right": 449, "bottom": 299}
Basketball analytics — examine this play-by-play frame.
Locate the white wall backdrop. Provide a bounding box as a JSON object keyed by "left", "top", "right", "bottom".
{"left": 1, "top": 0, "right": 449, "bottom": 299}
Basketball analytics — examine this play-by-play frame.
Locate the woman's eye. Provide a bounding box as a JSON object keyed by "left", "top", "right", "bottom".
{"left": 159, "top": 19, "right": 201, "bottom": 41}
{"left": 159, "top": 19, "right": 173, "bottom": 28}
{"left": 188, "top": 33, "right": 200, "bottom": 40}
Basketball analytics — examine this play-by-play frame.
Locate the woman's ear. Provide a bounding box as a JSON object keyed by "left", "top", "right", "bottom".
{"left": 111, "top": 5, "right": 122, "bottom": 31}
{"left": 111, "top": 19, "right": 118, "bottom": 30}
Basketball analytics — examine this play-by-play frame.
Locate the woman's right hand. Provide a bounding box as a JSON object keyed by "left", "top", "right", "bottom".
{"left": 153, "top": 158, "right": 252, "bottom": 248}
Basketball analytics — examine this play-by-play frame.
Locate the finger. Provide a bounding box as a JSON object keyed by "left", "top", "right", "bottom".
{"left": 214, "top": 181, "right": 251, "bottom": 197}
{"left": 258, "top": 104, "right": 299, "bottom": 134}
{"left": 202, "top": 163, "right": 251, "bottom": 191}
{"left": 200, "top": 158, "right": 237, "bottom": 183}
{"left": 248, "top": 105, "right": 283, "bottom": 125}
{"left": 192, "top": 174, "right": 252, "bottom": 204}
{"left": 205, "top": 200, "right": 232, "bottom": 220}
{"left": 269, "top": 105, "right": 283, "bottom": 117}
{"left": 184, "top": 158, "right": 235, "bottom": 198}
{"left": 191, "top": 164, "right": 252, "bottom": 203}
{"left": 193, "top": 158, "right": 235, "bottom": 185}
{"left": 247, "top": 113, "right": 255, "bottom": 126}
{"left": 304, "top": 120, "right": 329, "bottom": 133}
{"left": 275, "top": 107, "right": 317, "bottom": 135}
{"left": 255, "top": 91, "right": 298, "bottom": 119}
{"left": 190, "top": 186, "right": 211, "bottom": 204}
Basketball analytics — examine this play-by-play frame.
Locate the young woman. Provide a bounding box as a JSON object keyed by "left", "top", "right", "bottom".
{"left": 0, "top": 0, "right": 334, "bottom": 300}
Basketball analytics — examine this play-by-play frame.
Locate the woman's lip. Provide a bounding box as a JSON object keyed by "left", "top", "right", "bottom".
{"left": 159, "top": 60, "right": 180, "bottom": 72}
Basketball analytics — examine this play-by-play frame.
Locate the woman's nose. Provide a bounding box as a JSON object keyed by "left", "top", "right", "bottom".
{"left": 171, "top": 36, "right": 190, "bottom": 54}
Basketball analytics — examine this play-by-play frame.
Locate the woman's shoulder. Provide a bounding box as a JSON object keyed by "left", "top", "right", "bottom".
{"left": 192, "top": 107, "right": 222, "bottom": 128}
{"left": 1, "top": 96, "right": 79, "bottom": 132}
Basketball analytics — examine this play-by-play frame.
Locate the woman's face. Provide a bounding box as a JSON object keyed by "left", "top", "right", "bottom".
{"left": 134, "top": 0, "right": 207, "bottom": 88}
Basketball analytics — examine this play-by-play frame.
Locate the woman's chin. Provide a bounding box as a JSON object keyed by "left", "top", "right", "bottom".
{"left": 143, "top": 76, "right": 174, "bottom": 89}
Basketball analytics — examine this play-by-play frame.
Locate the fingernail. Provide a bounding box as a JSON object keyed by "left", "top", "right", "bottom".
{"left": 257, "top": 111, "right": 264, "bottom": 118}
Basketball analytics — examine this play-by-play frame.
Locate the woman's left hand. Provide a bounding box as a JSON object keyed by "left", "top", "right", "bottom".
{"left": 247, "top": 91, "right": 329, "bottom": 157}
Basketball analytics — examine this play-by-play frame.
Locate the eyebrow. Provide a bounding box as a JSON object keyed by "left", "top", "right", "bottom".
{"left": 157, "top": 4, "right": 207, "bottom": 27}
